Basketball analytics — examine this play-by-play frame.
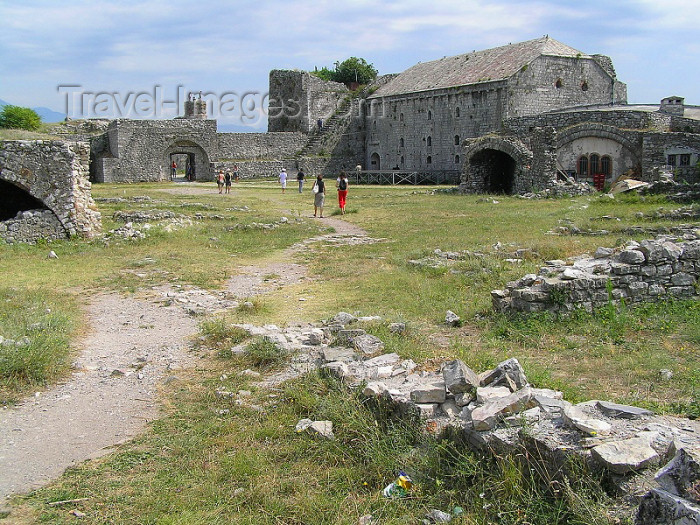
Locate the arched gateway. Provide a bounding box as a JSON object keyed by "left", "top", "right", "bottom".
{"left": 164, "top": 140, "right": 211, "bottom": 182}
{"left": 461, "top": 137, "right": 535, "bottom": 195}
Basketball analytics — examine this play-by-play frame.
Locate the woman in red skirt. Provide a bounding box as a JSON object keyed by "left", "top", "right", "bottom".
{"left": 336, "top": 171, "right": 349, "bottom": 215}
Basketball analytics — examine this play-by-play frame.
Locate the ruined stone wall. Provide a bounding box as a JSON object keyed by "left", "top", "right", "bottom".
{"left": 212, "top": 155, "right": 364, "bottom": 180}
{"left": 642, "top": 132, "right": 700, "bottom": 183}
{"left": 0, "top": 140, "right": 101, "bottom": 243}
{"left": 492, "top": 236, "right": 699, "bottom": 314}
{"left": 507, "top": 55, "right": 623, "bottom": 117}
{"left": 671, "top": 113, "right": 700, "bottom": 133}
{"left": 268, "top": 70, "right": 349, "bottom": 134}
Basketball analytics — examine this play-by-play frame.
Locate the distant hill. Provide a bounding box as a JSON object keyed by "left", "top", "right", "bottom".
{"left": 0, "top": 98, "right": 66, "bottom": 123}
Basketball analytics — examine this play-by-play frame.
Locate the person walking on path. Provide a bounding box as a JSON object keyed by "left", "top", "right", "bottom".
{"left": 297, "top": 169, "right": 305, "bottom": 193}
{"left": 233, "top": 165, "right": 240, "bottom": 182}
{"left": 224, "top": 169, "right": 232, "bottom": 194}
{"left": 312, "top": 174, "right": 325, "bottom": 218}
{"left": 336, "top": 170, "right": 349, "bottom": 215}
{"left": 217, "top": 170, "right": 225, "bottom": 193}
{"left": 279, "top": 168, "right": 288, "bottom": 193}
{"left": 171, "top": 161, "right": 177, "bottom": 180}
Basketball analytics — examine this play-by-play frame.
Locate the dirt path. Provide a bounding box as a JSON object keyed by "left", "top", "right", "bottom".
{"left": 0, "top": 214, "right": 370, "bottom": 509}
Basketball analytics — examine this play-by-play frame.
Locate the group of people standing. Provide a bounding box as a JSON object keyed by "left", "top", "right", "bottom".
{"left": 279, "top": 168, "right": 349, "bottom": 218}
{"left": 216, "top": 166, "right": 239, "bottom": 194}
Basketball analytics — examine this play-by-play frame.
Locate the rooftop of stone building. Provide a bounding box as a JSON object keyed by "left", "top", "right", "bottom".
{"left": 369, "top": 36, "right": 590, "bottom": 99}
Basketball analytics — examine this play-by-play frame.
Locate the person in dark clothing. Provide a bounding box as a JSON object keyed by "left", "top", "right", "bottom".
{"left": 297, "top": 169, "right": 305, "bottom": 193}
{"left": 312, "top": 174, "right": 325, "bottom": 218}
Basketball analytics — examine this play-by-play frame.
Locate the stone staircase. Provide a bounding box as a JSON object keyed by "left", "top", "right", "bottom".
{"left": 296, "top": 85, "right": 374, "bottom": 158}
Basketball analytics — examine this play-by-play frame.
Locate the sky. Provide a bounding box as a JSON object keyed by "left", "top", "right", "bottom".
{"left": 1, "top": 0, "right": 698, "bottom": 131}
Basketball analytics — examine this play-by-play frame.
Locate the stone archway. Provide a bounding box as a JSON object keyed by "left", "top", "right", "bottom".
{"left": 461, "top": 136, "right": 534, "bottom": 194}
{"left": 163, "top": 140, "right": 211, "bottom": 182}
{"left": 471, "top": 149, "right": 516, "bottom": 194}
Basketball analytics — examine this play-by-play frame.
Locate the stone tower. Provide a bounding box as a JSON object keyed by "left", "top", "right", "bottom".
{"left": 184, "top": 92, "right": 207, "bottom": 119}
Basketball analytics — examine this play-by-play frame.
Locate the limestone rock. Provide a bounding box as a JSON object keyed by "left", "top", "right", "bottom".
{"left": 410, "top": 381, "right": 447, "bottom": 404}
{"left": 442, "top": 360, "right": 479, "bottom": 395}
{"left": 636, "top": 488, "right": 700, "bottom": 525}
{"left": 597, "top": 400, "right": 654, "bottom": 419}
{"left": 470, "top": 387, "right": 534, "bottom": 431}
{"left": 476, "top": 386, "right": 512, "bottom": 404}
{"left": 655, "top": 448, "right": 700, "bottom": 503}
{"left": 336, "top": 329, "right": 366, "bottom": 345}
{"left": 353, "top": 333, "right": 385, "bottom": 355}
{"left": 445, "top": 310, "right": 461, "bottom": 327}
{"left": 563, "top": 405, "right": 612, "bottom": 436}
{"left": 592, "top": 436, "right": 660, "bottom": 474}
{"left": 333, "top": 312, "right": 357, "bottom": 325}
{"left": 479, "top": 357, "right": 529, "bottom": 391}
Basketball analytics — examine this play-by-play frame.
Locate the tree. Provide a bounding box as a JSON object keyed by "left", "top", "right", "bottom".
{"left": 0, "top": 105, "right": 42, "bottom": 131}
{"left": 310, "top": 57, "right": 379, "bottom": 86}
{"left": 334, "top": 57, "right": 378, "bottom": 85}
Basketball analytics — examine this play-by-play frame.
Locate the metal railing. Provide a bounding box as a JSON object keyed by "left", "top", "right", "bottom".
{"left": 352, "top": 170, "right": 461, "bottom": 185}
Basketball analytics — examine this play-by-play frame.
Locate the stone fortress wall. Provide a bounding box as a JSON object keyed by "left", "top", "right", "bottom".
{"left": 0, "top": 140, "right": 101, "bottom": 244}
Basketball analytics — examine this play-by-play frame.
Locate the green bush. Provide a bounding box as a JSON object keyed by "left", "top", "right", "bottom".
{"left": 0, "top": 105, "right": 42, "bottom": 131}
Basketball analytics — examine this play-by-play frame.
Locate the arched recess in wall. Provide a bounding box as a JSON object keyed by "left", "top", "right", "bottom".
{"left": 163, "top": 140, "right": 211, "bottom": 181}
{"left": 463, "top": 137, "right": 532, "bottom": 195}
{"left": 0, "top": 179, "right": 52, "bottom": 221}
{"left": 556, "top": 123, "right": 641, "bottom": 179}
{"left": 369, "top": 152, "right": 381, "bottom": 170}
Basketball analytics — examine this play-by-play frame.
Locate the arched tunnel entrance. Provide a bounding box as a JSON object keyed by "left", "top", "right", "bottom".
{"left": 471, "top": 149, "right": 516, "bottom": 194}
{"left": 0, "top": 180, "right": 49, "bottom": 220}
{"left": 164, "top": 141, "right": 210, "bottom": 182}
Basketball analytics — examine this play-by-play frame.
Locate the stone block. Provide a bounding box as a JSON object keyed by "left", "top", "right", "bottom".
{"left": 442, "top": 359, "right": 480, "bottom": 394}
{"left": 563, "top": 405, "right": 612, "bottom": 436}
{"left": 363, "top": 382, "right": 388, "bottom": 397}
{"left": 470, "top": 387, "right": 534, "bottom": 431}
{"left": 353, "top": 333, "right": 385, "bottom": 355}
{"left": 592, "top": 436, "right": 660, "bottom": 474}
{"left": 618, "top": 249, "right": 647, "bottom": 265}
{"left": 636, "top": 488, "right": 700, "bottom": 525}
{"left": 476, "top": 385, "right": 512, "bottom": 404}
{"left": 440, "top": 398, "right": 461, "bottom": 418}
{"left": 410, "top": 381, "right": 446, "bottom": 404}
{"left": 335, "top": 328, "right": 366, "bottom": 345}
{"left": 597, "top": 400, "right": 654, "bottom": 419}
{"left": 655, "top": 448, "right": 700, "bottom": 503}
{"left": 681, "top": 240, "right": 700, "bottom": 260}
{"left": 322, "top": 347, "right": 357, "bottom": 363}
{"left": 480, "top": 357, "right": 529, "bottom": 391}
{"left": 454, "top": 391, "right": 475, "bottom": 407}
{"left": 672, "top": 273, "right": 696, "bottom": 286}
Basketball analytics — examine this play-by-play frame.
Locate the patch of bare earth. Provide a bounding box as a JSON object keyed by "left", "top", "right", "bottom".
{"left": 0, "top": 216, "right": 371, "bottom": 510}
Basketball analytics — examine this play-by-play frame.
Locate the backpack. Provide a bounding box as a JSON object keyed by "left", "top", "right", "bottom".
{"left": 338, "top": 178, "right": 347, "bottom": 191}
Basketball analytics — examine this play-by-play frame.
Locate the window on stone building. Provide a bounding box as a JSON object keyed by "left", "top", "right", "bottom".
{"left": 581, "top": 81, "right": 589, "bottom": 91}
{"left": 577, "top": 156, "right": 588, "bottom": 177}
{"left": 400, "top": 138, "right": 404, "bottom": 148}
{"left": 455, "top": 155, "right": 460, "bottom": 164}
{"left": 456, "top": 107, "right": 460, "bottom": 117}
{"left": 401, "top": 156, "right": 404, "bottom": 165}
{"left": 454, "top": 135, "right": 460, "bottom": 146}
{"left": 680, "top": 154, "right": 691, "bottom": 166}
{"left": 427, "top": 156, "right": 432, "bottom": 165}
{"left": 590, "top": 154, "right": 600, "bottom": 175}
{"left": 427, "top": 136, "right": 432, "bottom": 147}
{"left": 601, "top": 156, "right": 611, "bottom": 176}
{"left": 555, "top": 79, "right": 563, "bottom": 89}
{"left": 667, "top": 155, "right": 676, "bottom": 167}
{"left": 428, "top": 110, "right": 432, "bottom": 120}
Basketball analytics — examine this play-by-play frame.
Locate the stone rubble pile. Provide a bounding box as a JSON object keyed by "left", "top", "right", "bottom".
{"left": 213, "top": 311, "right": 699, "bottom": 523}
{"left": 517, "top": 178, "right": 596, "bottom": 199}
{"left": 492, "top": 233, "right": 700, "bottom": 314}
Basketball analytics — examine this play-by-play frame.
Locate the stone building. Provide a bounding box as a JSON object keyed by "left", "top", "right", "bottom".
{"left": 63, "top": 36, "right": 700, "bottom": 193}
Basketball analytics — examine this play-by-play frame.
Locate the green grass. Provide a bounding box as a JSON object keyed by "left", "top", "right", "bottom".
{"left": 15, "top": 372, "right": 616, "bottom": 524}
{"left": 0, "top": 287, "right": 77, "bottom": 404}
{"left": 1, "top": 182, "right": 697, "bottom": 522}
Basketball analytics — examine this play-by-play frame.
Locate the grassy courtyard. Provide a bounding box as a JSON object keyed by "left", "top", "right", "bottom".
{"left": 1, "top": 181, "right": 698, "bottom": 523}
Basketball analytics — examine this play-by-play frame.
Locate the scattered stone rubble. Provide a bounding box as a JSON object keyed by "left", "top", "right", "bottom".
{"left": 492, "top": 233, "right": 699, "bottom": 314}
{"left": 211, "top": 311, "right": 699, "bottom": 523}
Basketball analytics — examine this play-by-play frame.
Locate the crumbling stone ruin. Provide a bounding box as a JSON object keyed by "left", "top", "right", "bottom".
{"left": 0, "top": 140, "right": 101, "bottom": 244}
{"left": 214, "top": 312, "right": 700, "bottom": 524}
{"left": 492, "top": 234, "right": 699, "bottom": 314}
